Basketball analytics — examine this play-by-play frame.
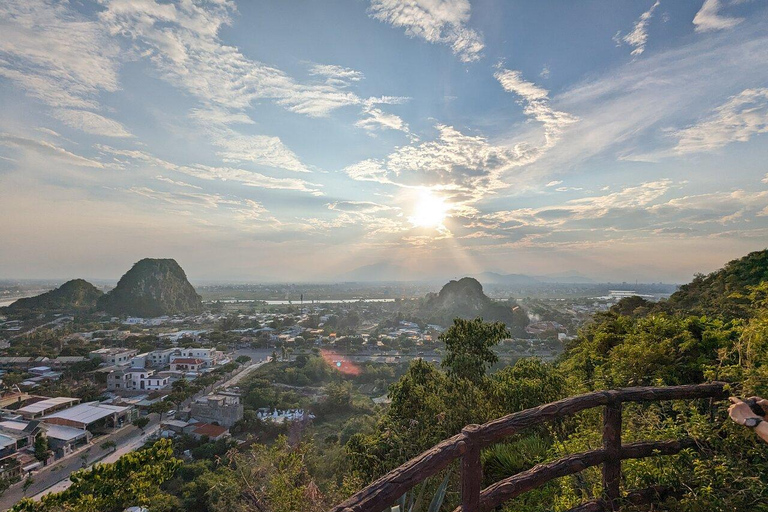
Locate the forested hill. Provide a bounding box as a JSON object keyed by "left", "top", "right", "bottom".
{"left": 97, "top": 258, "right": 202, "bottom": 317}
{"left": 1, "top": 279, "right": 102, "bottom": 314}
{"left": 659, "top": 249, "right": 768, "bottom": 318}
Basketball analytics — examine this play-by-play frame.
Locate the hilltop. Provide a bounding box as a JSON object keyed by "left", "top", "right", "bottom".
{"left": 418, "top": 277, "right": 528, "bottom": 334}
{"left": 97, "top": 258, "right": 202, "bottom": 317}
{"left": 658, "top": 249, "right": 768, "bottom": 318}
{"left": 1, "top": 279, "right": 102, "bottom": 314}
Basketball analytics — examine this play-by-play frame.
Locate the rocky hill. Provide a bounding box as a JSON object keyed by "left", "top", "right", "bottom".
{"left": 1, "top": 279, "right": 103, "bottom": 314}
{"left": 418, "top": 277, "right": 528, "bottom": 334}
{"left": 97, "top": 258, "right": 202, "bottom": 317}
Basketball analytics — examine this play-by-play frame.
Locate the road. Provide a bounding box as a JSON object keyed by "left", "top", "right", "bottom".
{"left": 9, "top": 316, "right": 72, "bottom": 341}
{"left": 0, "top": 360, "right": 266, "bottom": 510}
{"left": 0, "top": 414, "right": 160, "bottom": 510}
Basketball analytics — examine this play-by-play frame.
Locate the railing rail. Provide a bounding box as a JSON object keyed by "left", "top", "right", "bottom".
{"left": 329, "top": 382, "right": 728, "bottom": 512}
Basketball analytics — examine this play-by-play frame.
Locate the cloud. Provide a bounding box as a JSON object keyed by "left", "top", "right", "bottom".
{"left": 309, "top": 64, "right": 364, "bottom": 86}
{"left": 345, "top": 124, "right": 524, "bottom": 204}
{"left": 155, "top": 176, "right": 202, "bottom": 190}
{"left": 615, "top": 0, "right": 661, "bottom": 56}
{"left": 0, "top": 133, "right": 105, "bottom": 168}
{"left": 0, "top": 0, "right": 127, "bottom": 135}
{"left": 130, "top": 186, "right": 278, "bottom": 227}
{"left": 532, "top": 23, "right": 768, "bottom": 169}
{"left": 368, "top": 0, "right": 484, "bottom": 62}
{"left": 327, "top": 201, "right": 396, "bottom": 214}
{"left": 99, "top": 0, "right": 360, "bottom": 119}
{"left": 673, "top": 88, "right": 768, "bottom": 154}
{"left": 495, "top": 68, "right": 578, "bottom": 149}
{"left": 205, "top": 128, "right": 310, "bottom": 172}
{"left": 693, "top": 0, "right": 744, "bottom": 32}
{"left": 97, "top": 145, "right": 322, "bottom": 194}
{"left": 546, "top": 180, "right": 562, "bottom": 187}
{"left": 466, "top": 181, "right": 768, "bottom": 250}
{"left": 52, "top": 109, "right": 132, "bottom": 138}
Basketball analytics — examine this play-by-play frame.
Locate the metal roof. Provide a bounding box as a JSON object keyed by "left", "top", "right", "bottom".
{"left": 17, "top": 397, "right": 79, "bottom": 415}
{"left": 43, "top": 402, "right": 131, "bottom": 425}
{"left": 44, "top": 424, "right": 89, "bottom": 441}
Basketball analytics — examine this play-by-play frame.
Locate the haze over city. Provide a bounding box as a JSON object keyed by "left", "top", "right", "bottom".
{"left": 2, "top": 0, "right": 768, "bottom": 283}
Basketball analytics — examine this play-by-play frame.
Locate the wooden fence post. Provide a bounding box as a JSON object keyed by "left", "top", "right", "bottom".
{"left": 602, "top": 397, "right": 622, "bottom": 510}
{"left": 461, "top": 425, "right": 482, "bottom": 512}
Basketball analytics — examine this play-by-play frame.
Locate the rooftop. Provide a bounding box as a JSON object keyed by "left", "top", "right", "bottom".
{"left": 192, "top": 423, "right": 228, "bottom": 438}
{"left": 17, "top": 397, "right": 79, "bottom": 416}
{"left": 43, "top": 402, "right": 131, "bottom": 425}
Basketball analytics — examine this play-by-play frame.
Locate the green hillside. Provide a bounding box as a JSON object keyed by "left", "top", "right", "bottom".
{"left": 97, "top": 258, "right": 202, "bottom": 317}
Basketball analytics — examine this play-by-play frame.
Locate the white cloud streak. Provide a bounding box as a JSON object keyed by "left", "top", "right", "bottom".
{"left": 674, "top": 88, "right": 768, "bottom": 154}
{"left": 368, "top": 0, "right": 484, "bottom": 62}
{"left": 617, "top": 0, "right": 660, "bottom": 56}
{"left": 693, "top": 0, "right": 744, "bottom": 32}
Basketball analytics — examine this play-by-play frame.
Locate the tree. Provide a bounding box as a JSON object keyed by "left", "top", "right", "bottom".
{"left": 235, "top": 355, "right": 251, "bottom": 365}
{"left": 100, "top": 441, "right": 117, "bottom": 453}
{"left": 440, "top": 318, "right": 509, "bottom": 383}
{"left": 133, "top": 417, "right": 150, "bottom": 431}
{"left": 22, "top": 477, "right": 33, "bottom": 496}
{"left": 34, "top": 433, "right": 50, "bottom": 462}
{"left": 11, "top": 439, "right": 181, "bottom": 512}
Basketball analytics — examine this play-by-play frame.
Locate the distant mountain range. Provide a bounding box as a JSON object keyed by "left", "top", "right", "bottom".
{"left": 337, "top": 263, "right": 594, "bottom": 284}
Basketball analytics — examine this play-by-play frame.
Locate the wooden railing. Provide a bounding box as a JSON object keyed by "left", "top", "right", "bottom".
{"left": 329, "top": 382, "right": 728, "bottom": 512}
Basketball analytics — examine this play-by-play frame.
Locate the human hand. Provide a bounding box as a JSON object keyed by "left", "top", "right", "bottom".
{"left": 747, "top": 396, "right": 768, "bottom": 417}
{"left": 729, "top": 397, "right": 763, "bottom": 426}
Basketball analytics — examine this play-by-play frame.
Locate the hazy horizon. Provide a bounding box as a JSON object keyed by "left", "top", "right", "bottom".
{"left": 2, "top": 1, "right": 768, "bottom": 283}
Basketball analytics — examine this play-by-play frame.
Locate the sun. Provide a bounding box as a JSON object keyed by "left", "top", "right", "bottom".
{"left": 409, "top": 189, "right": 449, "bottom": 229}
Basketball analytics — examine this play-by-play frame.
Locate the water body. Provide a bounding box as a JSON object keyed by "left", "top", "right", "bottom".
{"left": 212, "top": 298, "right": 397, "bottom": 305}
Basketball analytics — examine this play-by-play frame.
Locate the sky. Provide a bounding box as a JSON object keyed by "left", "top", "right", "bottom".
{"left": 1, "top": 0, "right": 768, "bottom": 283}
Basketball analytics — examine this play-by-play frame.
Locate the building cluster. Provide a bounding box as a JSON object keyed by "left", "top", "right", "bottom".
{"left": 159, "top": 388, "right": 244, "bottom": 442}
{"left": 0, "top": 391, "right": 136, "bottom": 480}
{"left": 90, "top": 347, "right": 227, "bottom": 394}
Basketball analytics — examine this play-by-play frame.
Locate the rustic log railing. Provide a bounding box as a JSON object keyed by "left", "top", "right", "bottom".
{"left": 329, "top": 382, "right": 728, "bottom": 512}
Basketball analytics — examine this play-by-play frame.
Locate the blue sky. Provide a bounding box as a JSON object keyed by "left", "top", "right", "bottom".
{"left": 1, "top": 0, "right": 767, "bottom": 282}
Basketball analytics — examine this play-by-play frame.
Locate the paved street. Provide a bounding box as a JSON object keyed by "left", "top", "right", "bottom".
{"left": 0, "top": 360, "right": 265, "bottom": 510}
{"left": 0, "top": 414, "right": 160, "bottom": 510}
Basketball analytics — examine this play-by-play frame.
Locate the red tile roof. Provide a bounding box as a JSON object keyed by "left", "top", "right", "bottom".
{"left": 172, "top": 358, "right": 204, "bottom": 365}
{"left": 192, "top": 423, "right": 228, "bottom": 438}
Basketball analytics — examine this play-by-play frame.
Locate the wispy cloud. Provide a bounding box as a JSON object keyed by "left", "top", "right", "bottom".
{"left": 693, "top": 0, "right": 744, "bottom": 32}
{"left": 327, "top": 200, "right": 397, "bottom": 214}
{"left": 674, "top": 88, "right": 768, "bottom": 154}
{"left": 0, "top": 0, "right": 126, "bottom": 135}
{"left": 495, "top": 68, "right": 578, "bottom": 150}
{"left": 368, "top": 0, "right": 484, "bottom": 62}
{"left": 97, "top": 145, "right": 322, "bottom": 195}
{"left": 0, "top": 133, "right": 105, "bottom": 168}
{"left": 614, "top": 0, "right": 661, "bottom": 56}
{"left": 52, "top": 109, "right": 132, "bottom": 138}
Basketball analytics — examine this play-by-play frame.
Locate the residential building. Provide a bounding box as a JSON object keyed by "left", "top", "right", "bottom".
{"left": 107, "top": 368, "right": 169, "bottom": 392}
{"left": 190, "top": 393, "right": 243, "bottom": 428}
{"left": 190, "top": 422, "right": 229, "bottom": 441}
{"left": 147, "top": 348, "right": 176, "bottom": 368}
{"left": 15, "top": 397, "right": 81, "bottom": 420}
{"left": 42, "top": 402, "right": 134, "bottom": 431}
{"left": 170, "top": 358, "right": 205, "bottom": 372}
{"left": 89, "top": 348, "right": 138, "bottom": 366}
